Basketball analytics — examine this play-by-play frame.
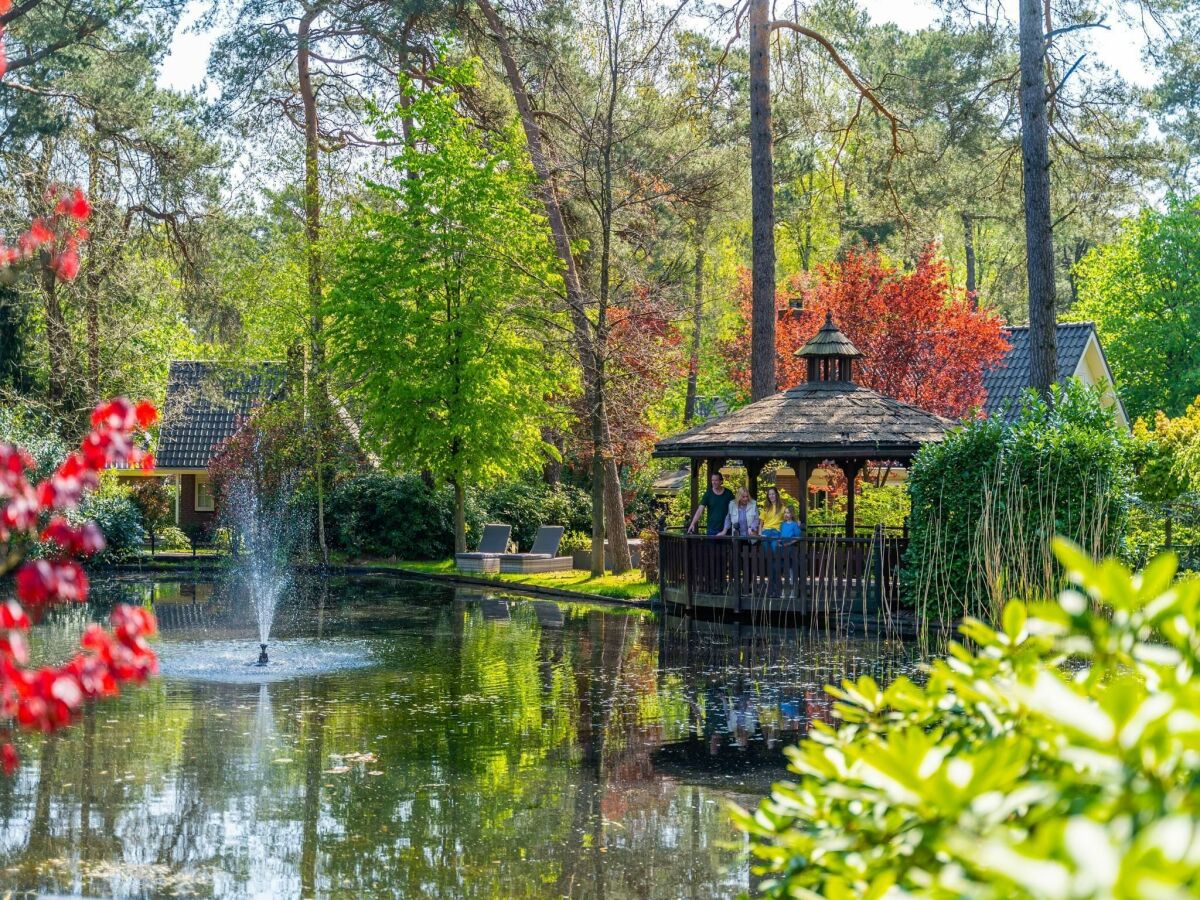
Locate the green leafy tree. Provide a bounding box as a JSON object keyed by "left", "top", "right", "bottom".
{"left": 326, "top": 63, "right": 565, "bottom": 553}
{"left": 737, "top": 539, "right": 1200, "bottom": 896}
{"left": 1073, "top": 198, "right": 1200, "bottom": 421}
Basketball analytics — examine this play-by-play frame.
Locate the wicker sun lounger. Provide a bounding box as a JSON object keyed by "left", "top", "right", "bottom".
{"left": 498, "top": 525, "right": 572, "bottom": 574}
{"left": 455, "top": 523, "right": 512, "bottom": 574}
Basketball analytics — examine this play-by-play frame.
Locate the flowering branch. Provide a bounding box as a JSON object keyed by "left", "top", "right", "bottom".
{"left": 0, "top": 398, "right": 160, "bottom": 774}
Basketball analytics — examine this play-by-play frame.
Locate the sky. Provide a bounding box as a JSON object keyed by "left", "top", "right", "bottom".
{"left": 157, "top": 0, "right": 1156, "bottom": 94}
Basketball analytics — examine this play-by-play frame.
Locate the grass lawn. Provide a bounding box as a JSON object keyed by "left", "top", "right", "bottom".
{"left": 346, "top": 557, "right": 657, "bottom": 602}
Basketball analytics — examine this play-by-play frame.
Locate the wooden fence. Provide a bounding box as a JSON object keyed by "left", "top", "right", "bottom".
{"left": 659, "top": 528, "right": 907, "bottom": 618}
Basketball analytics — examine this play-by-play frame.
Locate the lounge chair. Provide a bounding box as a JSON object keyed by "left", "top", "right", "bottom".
{"left": 499, "top": 525, "right": 572, "bottom": 574}
{"left": 455, "top": 523, "right": 512, "bottom": 574}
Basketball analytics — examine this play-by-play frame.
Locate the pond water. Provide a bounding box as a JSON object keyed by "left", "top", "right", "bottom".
{"left": 0, "top": 574, "right": 924, "bottom": 899}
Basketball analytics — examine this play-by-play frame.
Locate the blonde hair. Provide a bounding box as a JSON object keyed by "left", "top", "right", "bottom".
{"left": 782, "top": 504, "right": 795, "bottom": 520}
{"left": 735, "top": 486, "right": 751, "bottom": 506}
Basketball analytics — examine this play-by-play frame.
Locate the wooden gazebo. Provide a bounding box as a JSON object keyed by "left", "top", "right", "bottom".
{"left": 653, "top": 313, "right": 953, "bottom": 617}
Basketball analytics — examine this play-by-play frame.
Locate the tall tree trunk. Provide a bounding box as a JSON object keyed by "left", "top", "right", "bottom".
{"left": 298, "top": 11, "right": 329, "bottom": 563}
{"left": 1018, "top": 0, "right": 1057, "bottom": 396}
{"left": 85, "top": 147, "right": 102, "bottom": 403}
{"left": 478, "top": 0, "right": 631, "bottom": 575}
{"left": 749, "top": 0, "right": 776, "bottom": 400}
{"left": 40, "top": 253, "right": 70, "bottom": 405}
{"left": 683, "top": 244, "right": 704, "bottom": 425}
{"left": 0, "top": 285, "right": 31, "bottom": 392}
{"left": 961, "top": 210, "right": 977, "bottom": 306}
{"left": 452, "top": 477, "right": 466, "bottom": 555}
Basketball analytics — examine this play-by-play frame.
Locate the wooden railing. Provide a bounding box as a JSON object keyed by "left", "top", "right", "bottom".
{"left": 659, "top": 528, "right": 907, "bottom": 617}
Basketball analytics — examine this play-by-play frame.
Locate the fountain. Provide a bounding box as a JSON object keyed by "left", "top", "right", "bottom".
{"left": 220, "top": 470, "right": 298, "bottom": 666}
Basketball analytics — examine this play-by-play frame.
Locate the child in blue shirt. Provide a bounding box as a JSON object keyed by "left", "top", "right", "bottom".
{"left": 779, "top": 505, "right": 802, "bottom": 541}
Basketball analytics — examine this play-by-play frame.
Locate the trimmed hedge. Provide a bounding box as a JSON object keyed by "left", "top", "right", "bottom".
{"left": 905, "top": 381, "right": 1131, "bottom": 620}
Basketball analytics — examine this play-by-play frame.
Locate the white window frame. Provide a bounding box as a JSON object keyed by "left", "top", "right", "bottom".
{"left": 194, "top": 474, "right": 215, "bottom": 512}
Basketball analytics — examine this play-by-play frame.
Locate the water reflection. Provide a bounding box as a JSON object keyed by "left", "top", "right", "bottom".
{"left": 0, "top": 575, "right": 924, "bottom": 898}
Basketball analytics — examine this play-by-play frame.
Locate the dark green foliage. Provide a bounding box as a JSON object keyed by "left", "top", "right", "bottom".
{"left": 326, "top": 474, "right": 486, "bottom": 561}
{"left": 476, "top": 481, "right": 592, "bottom": 550}
{"left": 328, "top": 475, "right": 599, "bottom": 559}
{"left": 74, "top": 493, "right": 145, "bottom": 564}
{"left": 0, "top": 401, "right": 67, "bottom": 481}
{"left": 905, "top": 381, "right": 1131, "bottom": 619}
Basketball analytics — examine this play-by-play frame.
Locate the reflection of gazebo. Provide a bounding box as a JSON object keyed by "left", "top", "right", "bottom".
{"left": 653, "top": 314, "right": 954, "bottom": 616}
{"left": 653, "top": 313, "right": 953, "bottom": 535}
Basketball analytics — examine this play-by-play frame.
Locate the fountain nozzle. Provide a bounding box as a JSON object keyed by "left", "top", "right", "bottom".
{"left": 257, "top": 643, "right": 269, "bottom": 666}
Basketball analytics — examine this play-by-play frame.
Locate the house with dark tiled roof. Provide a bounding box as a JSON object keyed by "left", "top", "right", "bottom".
{"left": 113, "top": 361, "right": 285, "bottom": 529}
{"left": 982, "top": 322, "right": 1128, "bottom": 429}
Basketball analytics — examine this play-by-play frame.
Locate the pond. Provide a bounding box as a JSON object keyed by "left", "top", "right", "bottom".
{"left": 0, "top": 573, "right": 924, "bottom": 898}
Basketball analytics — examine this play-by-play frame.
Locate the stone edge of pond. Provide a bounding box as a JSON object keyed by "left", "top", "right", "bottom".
{"left": 328, "top": 564, "right": 656, "bottom": 610}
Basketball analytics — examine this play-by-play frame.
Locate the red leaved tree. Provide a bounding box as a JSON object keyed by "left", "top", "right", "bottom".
{"left": 721, "top": 246, "right": 1009, "bottom": 419}
{"left": 568, "top": 287, "right": 687, "bottom": 470}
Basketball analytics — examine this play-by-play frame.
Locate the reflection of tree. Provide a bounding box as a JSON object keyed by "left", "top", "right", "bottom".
{"left": 300, "top": 683, "right": 327, "bottom": 897}
{"left": 0, "top": 583, "right": 764, "bottom": 897}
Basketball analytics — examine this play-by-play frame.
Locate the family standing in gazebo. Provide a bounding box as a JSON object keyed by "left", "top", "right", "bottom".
{"left": 655, "top": 313, "right": 953, "bottom": 617}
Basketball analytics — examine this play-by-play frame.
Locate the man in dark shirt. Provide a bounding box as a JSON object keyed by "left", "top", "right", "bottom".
{"left": 688, "top": 471, "right": 734, "bottom": 536}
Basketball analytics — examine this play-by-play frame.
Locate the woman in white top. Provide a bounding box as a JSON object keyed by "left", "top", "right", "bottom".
{"left": 719, "top": 486, "right": 760, "bottom": 536}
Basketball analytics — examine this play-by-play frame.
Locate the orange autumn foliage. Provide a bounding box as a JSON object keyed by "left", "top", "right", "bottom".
{"left": 722, "top": 246, "right": 1009, "bottom": 418}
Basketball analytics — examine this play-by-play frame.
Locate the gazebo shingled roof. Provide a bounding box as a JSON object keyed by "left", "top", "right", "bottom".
{"left": 651, "top": 381, "right": 952, "bottom": 461}
{"left": 654, "top": 312, "right": 952, "bottom": 463}
{"left": 653, "top": 313, "right": 954, "bottom": 535}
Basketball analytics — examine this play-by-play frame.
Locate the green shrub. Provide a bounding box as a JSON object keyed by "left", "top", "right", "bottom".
{"left": 736, "top": 540, "right": 1200, "bottom": 896}
{"left": 905, "top": 380, "right": 1130, "bottom": 621}
{"left": 72, "top": 491, "right": 145, "bottom": 564}
{"left": 477, "top": 480, "right": 591, "bottom": 549}
{"left": 560, "top": 530, "right": 591, "bottom": 554}
{"left": 0, "top": 401, "right": 67, "bottom": 481}
{"left": 155, "top": 525, "right": 192, "bottom": 552}
{"left": 326, "top": 473, "right": 486, "bottom": 560}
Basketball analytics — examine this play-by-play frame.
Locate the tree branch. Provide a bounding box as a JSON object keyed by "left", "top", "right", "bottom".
{"left": 769, "top": 19, "right": 903, "bottom": 154}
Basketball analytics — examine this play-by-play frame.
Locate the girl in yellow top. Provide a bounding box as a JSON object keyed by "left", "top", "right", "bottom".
{"left": 760, "top": 486, "right": 785, "bottom": 539}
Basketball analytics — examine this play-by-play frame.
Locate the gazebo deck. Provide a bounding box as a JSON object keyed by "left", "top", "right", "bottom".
{"left": 658, "top": 530, "right": 907, "bottom": 619}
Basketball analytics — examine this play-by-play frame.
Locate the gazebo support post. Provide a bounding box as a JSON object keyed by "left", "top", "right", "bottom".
{"left": 746, "top": 459, "right": 764, "bottom": 499}
{"left": 793, "top": 459, "right": 813, "bottom": 613}
{"left": 839, "top": 460, "right": 864, "bottom": 537}
{"left": 794, "top": 459, "right": 813, "bottom": 527}
{"left": 688, "top": 458, "right": 700, "bottom": 514}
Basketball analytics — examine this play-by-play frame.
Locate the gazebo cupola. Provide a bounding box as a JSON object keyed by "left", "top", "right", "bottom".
{"left": 798, "top": 311, "right": 862, "bottom": 384}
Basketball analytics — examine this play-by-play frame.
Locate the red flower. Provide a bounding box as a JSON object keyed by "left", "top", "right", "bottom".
{"left": 41, "top": 518, "right": 106, "bottom": 557}
{"left": 1, "top": 744, "right": 17, "bottom": 777}
{"left": 135, "top": 400, "right": 158, "bottom": 429}
{"left": 0, "top": 601, "right": 29, "bottom": 630}
{"left": 15, "top": 561, "right": 55, "bottom": 604}
{"left": 51, "top": 245, "right": 79, "bottom": 281}
{"left": 55, "top": 188, "right": 90, "bottom": 222}
{"left": 0, "top": 630, "right": 28, "bottom": 664}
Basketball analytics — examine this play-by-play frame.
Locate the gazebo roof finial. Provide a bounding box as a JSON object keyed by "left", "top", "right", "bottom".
{"left": 796, "top": 311, "right": 863, "bottom": 359}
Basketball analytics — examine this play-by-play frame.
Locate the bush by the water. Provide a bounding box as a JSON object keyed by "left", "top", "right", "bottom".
{"left": 328, "top": 475, "right": 600, "bottom": 560}
{"left": 326, "top": 474, "right": 483, "bottom": 560}
{"left": 476, "top": 481, "right": 592, "bottom": 549}
{"left": 737, "top": 540, "right": 1200, "bottom": 895}
{"left": 71, "top": 478, "right": 145, "bottom": 564}
{"left": 905, "top": 381, "right": 1130, "bottom": 621}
